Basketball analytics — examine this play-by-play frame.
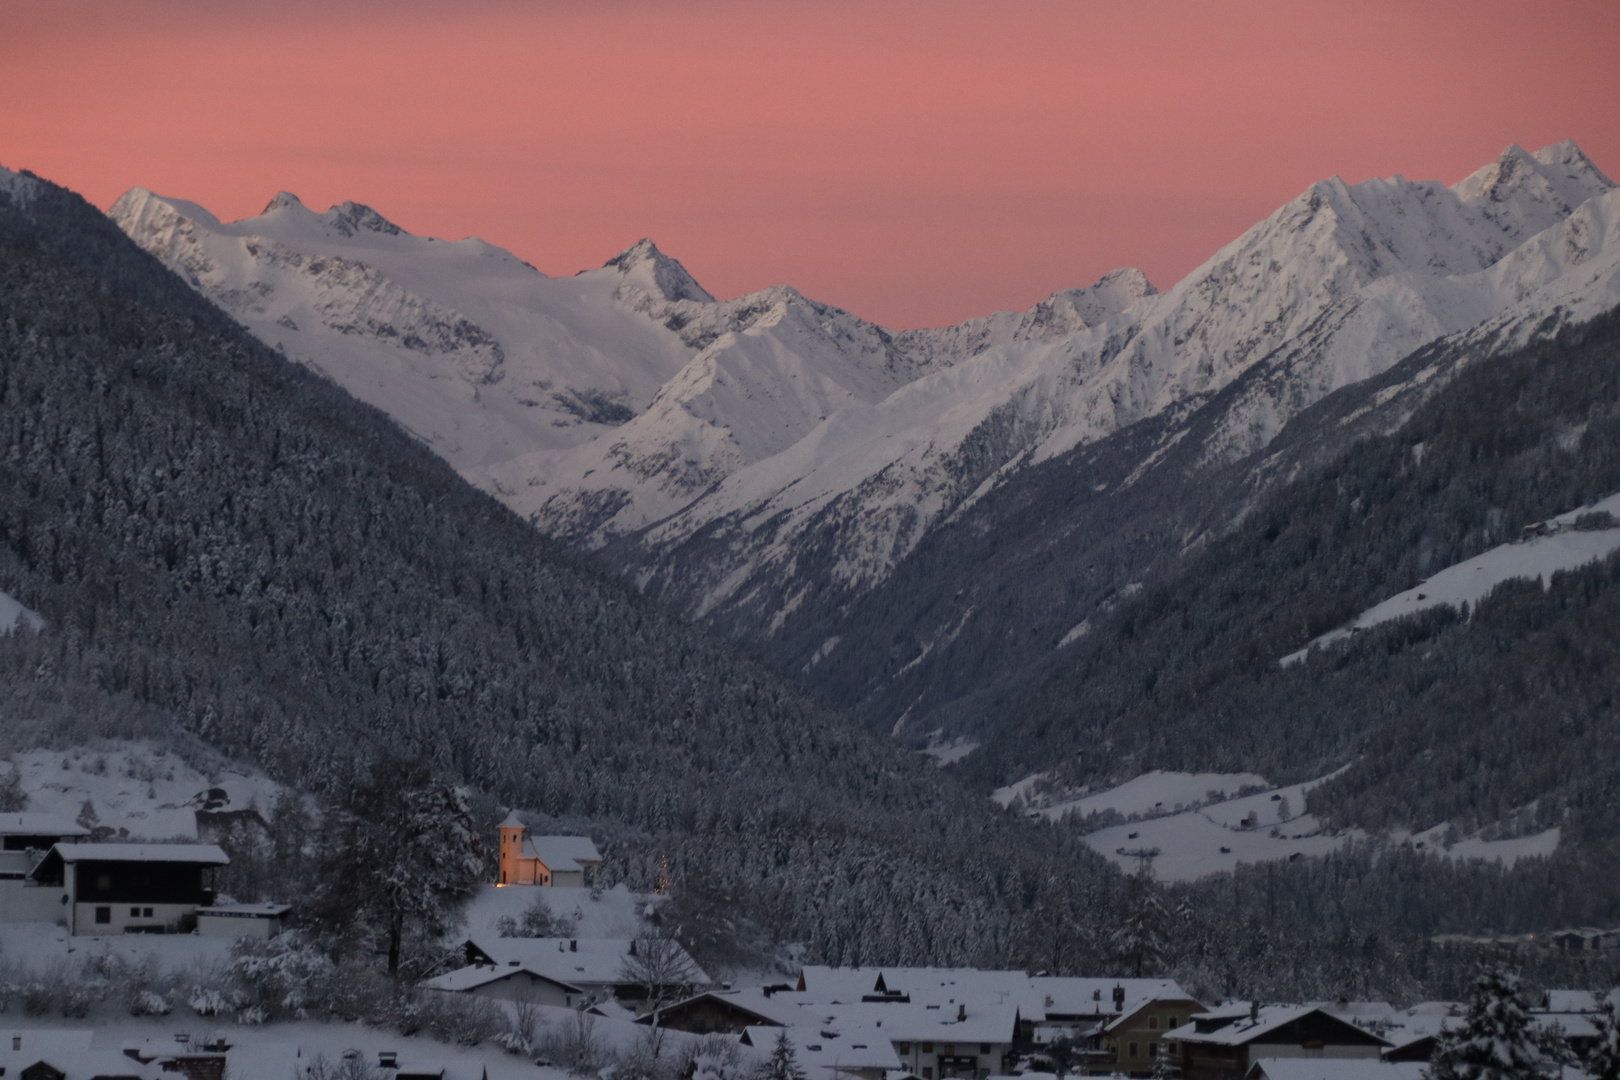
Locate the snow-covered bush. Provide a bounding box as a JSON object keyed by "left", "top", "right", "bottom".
{"left": 496, "top": 892, "right": 576, "bottom": 938}
{"left": 20, "top": 977, "right": 54, "bottom": 1016}
{"left": 58, "top": 982, "right": 95, "bottom": 1018}
{"left": 306, "top": 1052, "right": 384, "bottom": 1080}
{"left": 130, "top": 989, "right": 172, "bottom": 1017}
{"left": 324, "top": 961, "right": 395, "bottom": 1025}
{"left": 411, "top": 990, "right": 502, "bottom": 1047}
{"left": 495, "top": 991, "right": 542, "bottom": 1056}
{"left": 230, "top": 929, "right": 334, "bottom": 1017}
{"left": 539, "top": 1009, "right": 608, "bottom": 1076}
{"left": 188, "top": 985, "right": 232, "bottom": 1017}
{"left": 680, "top": 1034, "right": 750, "bottom": 1080}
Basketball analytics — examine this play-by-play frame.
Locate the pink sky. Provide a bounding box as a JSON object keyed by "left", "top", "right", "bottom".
{"left": 2, "top": 0, "right": 1616, "bottom": 328}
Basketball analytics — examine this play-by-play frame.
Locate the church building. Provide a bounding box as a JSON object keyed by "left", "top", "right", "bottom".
{"left": 497, "top": 814, "right": 601, "bottom": 887}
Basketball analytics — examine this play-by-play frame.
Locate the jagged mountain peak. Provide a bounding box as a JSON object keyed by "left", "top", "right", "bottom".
{"left": 1453, "top": 139, "right": 1613, "bottom": 217}
{"left": 322, "top": 200, "right": 406, "bottom": 239}
{"left": 1076, "top": 266, "right": 1157, "bottom": 308}
{"left": 107, "top": 187, "right": 228, "bottom": 263}
{"left": 599, "top": 237, "right": 715, "bottom": 304}
{"left": 1533, "top": 138, "right": 1612, "bottom": 181}
{"left": 261, "top": 190, "right": 306, "bottom": 214}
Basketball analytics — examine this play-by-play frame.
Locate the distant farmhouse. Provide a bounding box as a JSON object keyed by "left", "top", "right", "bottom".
{"left": 496, "top": 814, "right": 601, "bottom": 887}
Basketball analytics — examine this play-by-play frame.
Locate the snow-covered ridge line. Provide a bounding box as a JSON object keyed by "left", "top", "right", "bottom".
{"left": 1282, "top": 490, "right": 1620, "bottom": 666}
{"left": 107, "top": 142, "right": 1620, "bottom": 687}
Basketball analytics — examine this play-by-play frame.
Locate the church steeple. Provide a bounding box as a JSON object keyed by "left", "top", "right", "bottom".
{"left": 498, "top": 811, "right": 525, "bottom": 885}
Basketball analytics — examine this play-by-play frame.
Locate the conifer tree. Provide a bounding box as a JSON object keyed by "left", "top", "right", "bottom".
{"left": 1584, "top": 1000, "right": 1620, "bottom": 1080}
{"left": 1111, "top": 861, "right": 1170, "bottom": 977}
{"left": 757, "top": 1032, "right": 806, "bottom": 1080}
{"left": 1429, "top": 969, "right": 1564, "bottom": 1080}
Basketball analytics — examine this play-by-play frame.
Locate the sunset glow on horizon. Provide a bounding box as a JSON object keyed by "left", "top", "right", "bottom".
{"left": 3, "top": 0, "right": 1617, "bottom": 328}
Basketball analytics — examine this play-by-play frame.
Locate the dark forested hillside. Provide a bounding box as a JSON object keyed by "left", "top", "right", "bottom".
{"left": 968, "top": 308, "right": 1620, "bottom": 846}
{"left": 0, "top": 172, "right": 1124, "bottom": 966}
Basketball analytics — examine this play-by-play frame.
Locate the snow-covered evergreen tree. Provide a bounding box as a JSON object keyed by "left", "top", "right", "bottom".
{"left": 1428, "top": 969, "right": 1564, "bottom": 1080}
{"left": 757, "top": 1032, "right": 806, "bottom": 1080}
{"left": 1111, "top": 862, "right": 1170, "bottom": 977}
{"left": 1584, "top": 1000, "right": 1620, "bottom": 1080}
{"left": 1151, "top": 1040, "right": 1178, "bottom": 1080}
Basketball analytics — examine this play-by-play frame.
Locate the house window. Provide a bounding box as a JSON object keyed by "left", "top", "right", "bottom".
{"left": 923, "top": 1070, "right": 933, "bottom": 1080}
{"left": 1149, "top": 1044, "right": 1158, "bottom": 1060}
{"left": 1129, "top": 1043, "right": 1138, "bottom": 1059}
{"left": 144, "top": 907, "right": 153, "bottom": 917}
{"left": 130, "top": 906, "right": 141, "bottom": 917}
{"left": 922, "top": 1044, "right": 934, "bottom": 1054}
{"left": 980, "top": 1045, "right": 992, "bottom": 1055}
{"left": 899, "top": 1044, "right": 912, "bottom": 1055}
{"left": 1168, "top": 1018, "right": 1179, "bottom": 1029}
{"left": 944, "top": 1045, "right": 956, "bottom": 1056}
{"left": 95, "top": 906, "right": 110, "bottom": 924}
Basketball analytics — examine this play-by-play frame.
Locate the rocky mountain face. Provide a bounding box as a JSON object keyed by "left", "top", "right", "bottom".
{"left": 111, "top": 142, "right": 1620, "bottom": 743}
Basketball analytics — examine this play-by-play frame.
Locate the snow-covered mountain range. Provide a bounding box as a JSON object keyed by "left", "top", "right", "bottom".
{"left": 111, "top": 142, "right": 1620, "bottom": 690}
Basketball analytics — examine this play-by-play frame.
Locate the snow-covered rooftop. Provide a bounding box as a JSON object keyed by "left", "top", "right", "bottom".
{"left": 421, "top": 962, "right": 576, "bottom": 994}
{"left": 1166, "top": 1006, "right": 1388, "bottom": 1048}
{"left": 1030, "top": 976, "right": 1192, "bottom": 1019}
{"left": 1248, "top": 1059, "right": 1427, "bottom": 1080}
{"left": 199, "top": 902, "right": 292, "bottom": 917}
{"left": 797, "top": 965, "right": 1038, "bottom": 1011}
{"left": 742, "top": 1025, "right": 902, "bottom": 1076}
{"left": 525, "top": 834, "right": 602, "bottom": 872}
{"left": 804, "top": 999, "right": 1023, "bottom": 1045}
{"left": 655, "top": 988, "right": 820, "bottom": 1029}
{"left": 49, "top": 842, "right": 229, "bottom": 864}
{"left": 0, "top": 812, "right": 89, "bottom": 837}
{"left": 469, "top": 935, "right": 707, "bottom": 987}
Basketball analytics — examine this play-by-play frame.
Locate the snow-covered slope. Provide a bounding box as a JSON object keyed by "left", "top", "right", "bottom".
{"left": 1037, "top": 768, "right": 1556, "bottom": 882}
{"left": 1283, "top": 490, "right": 1620, "bottom": 666}
{"left": 109, "top": 189, "right": 706, "bottom": 475}
{"left": 111, "top": 143, "right": 1619, "bottom": 662}
{"left": 0, "top": 589, "right": 43, "bottom": 634}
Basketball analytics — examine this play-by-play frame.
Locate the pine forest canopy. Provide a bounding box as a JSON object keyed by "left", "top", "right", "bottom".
{"left": 0, "top": 171, "right": 1118, "bottom": 967}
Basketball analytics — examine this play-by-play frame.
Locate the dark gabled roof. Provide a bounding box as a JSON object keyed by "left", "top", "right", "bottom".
{"left": 636, "top": 989, "right": 800, "bottom": 1027}
{"left": 29, "top": 842, "right": 229, "bottom": 882}
{"left": 1165, "top": 1007, "right": 1389, "bottom": 1048}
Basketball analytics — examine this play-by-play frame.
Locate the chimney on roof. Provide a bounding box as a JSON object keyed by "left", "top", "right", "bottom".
{"left": 1250, "top": 1001, "right": 1259, "bottom": 1022}
{"left": 1113, "top": 985, "right": 1126, "bottom": 1011}
{"left": 958, "top": 1004, "right": 966, "bottom": 1022}
{"left": 571, "top": 939, "right": 578, "bottom": 952}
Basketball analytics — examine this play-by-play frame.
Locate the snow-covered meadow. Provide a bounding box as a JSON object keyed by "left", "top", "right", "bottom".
{"left": 997, "top": 767, "right": 1559, "bottom": 883}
